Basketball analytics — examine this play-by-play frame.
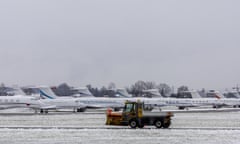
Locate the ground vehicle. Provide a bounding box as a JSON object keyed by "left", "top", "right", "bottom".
{"left": 106, "top": 100, "right": 173, "bottom": 128}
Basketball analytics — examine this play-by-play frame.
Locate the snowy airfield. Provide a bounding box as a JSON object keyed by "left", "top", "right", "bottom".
{"left": 0, "top": 109, "right": 240, "bottom": 144}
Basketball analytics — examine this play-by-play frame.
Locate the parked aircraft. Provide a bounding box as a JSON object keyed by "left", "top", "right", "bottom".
{"left": 37, "top": 87, "right": 207, "bottom": 111}
{"left": 38, "top": 87, "right": 87, "bottom": 112}
{"left": 39, "top": 87, "right": 123, "bottom": 112}
{"left": 224, "top": 91, "right": 240, "bottom": 98}
{"left": 39, "top": 86, "right": 240, "bottom": 112}
{"left": 0, "top": 94, "right": 55, "bottom": 112}
{"left": 205, "top": 90, "right": 240, "bottom": 108}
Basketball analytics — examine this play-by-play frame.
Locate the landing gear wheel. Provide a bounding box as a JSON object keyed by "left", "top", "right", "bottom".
{"left": 179, "top": 106, "right": 185, "bottom": 110}
{"left": 77, "top": 108, "right": 86, "bottom": 112}
{"left": 154, "top": 120, "right": 163, "bottom": 128}
{"left": 129, "top": 119, "right": 138, "bottom": 128}
{"left": 40, "top": 109, "right": 48, "bottom": 114}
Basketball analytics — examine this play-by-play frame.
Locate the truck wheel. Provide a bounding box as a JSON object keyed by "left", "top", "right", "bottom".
{"left": 154, "top": 120, "right": 163, "bottom": 128}
{"left": 163, "top": 121, "right": 171, "bottom": 128}
{"left": 129, "top": 119, "right": 138, "bottom": 128}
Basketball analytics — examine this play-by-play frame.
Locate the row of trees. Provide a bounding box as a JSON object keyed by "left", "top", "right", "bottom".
{"left": 86, "top": 81, "right": 189, "bottom": 97}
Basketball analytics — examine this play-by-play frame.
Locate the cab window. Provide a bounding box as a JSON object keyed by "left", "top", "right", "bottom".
{"left": 124, "top": 103, "right": 135, "bottom": 112}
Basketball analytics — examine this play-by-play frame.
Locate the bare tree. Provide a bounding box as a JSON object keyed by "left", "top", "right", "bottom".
{"left": 108, "top": 82, "right": 116, "bottom": 90}
{"left": 177, "top": 86, "right": 189, "bottom": 93}
{"left": 129, "top": 80, "right": 146, "bottom": 97}
{"left": 145, "top": 81, "right": 157, "bottom": 89}
{"left": 129, "top": 81, "right": 157, "bottom": 97}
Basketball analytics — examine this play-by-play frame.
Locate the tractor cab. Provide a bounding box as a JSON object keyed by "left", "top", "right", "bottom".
{"left": 122, "top": 101, "right": 143, "bottom": 122}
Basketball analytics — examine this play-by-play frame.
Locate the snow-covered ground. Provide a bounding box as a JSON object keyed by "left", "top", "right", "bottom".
{"left": 0, "top": 110, "right": 239, "bottom": 144}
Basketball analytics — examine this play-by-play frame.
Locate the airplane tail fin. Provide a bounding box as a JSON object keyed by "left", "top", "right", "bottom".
{"left": 74, "top": 87, "right": 94, "bottom": 97}
{"left": 11, "top": 86, "right": 26, "bottom": 96}
{"left": 207, "top": 90, "right": 224, "bottom": 99}
{"left": 191, "top": 91, "right": 202, "bottom": 99}
{"left": 214, "top": 93, "right": 222, "bottom": 99}
{"left": 142, "top": 89, "right": 162, "bottom": 98}
{"left": 39, "top": 86, "right": 58, "bottom": 99}
{"left": 115, "top": 88, "right": 132, "bottom": 98}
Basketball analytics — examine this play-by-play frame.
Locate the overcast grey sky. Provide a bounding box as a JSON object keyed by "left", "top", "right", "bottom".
{"left": 0, "top": 0, "right": 239, "bottom": 90}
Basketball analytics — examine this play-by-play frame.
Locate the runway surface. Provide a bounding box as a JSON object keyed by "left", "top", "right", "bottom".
{"left": 0, "top": 126, "right": 240, "bottom": 131}
{"left": 0, "top": 109, "right": 239, "bottom": 144}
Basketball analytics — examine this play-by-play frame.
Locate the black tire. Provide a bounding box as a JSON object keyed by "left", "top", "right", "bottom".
{"left": 129, "top": 119, "right": 138, "bottom": 128}
{"left": 178, "top": 106, "right": 185, "bottom": 110}
{"left": 163, "top": 121, "right": 171, "bottom": 128}
{"left": 154, "top": 120, "right": 163, "bottom": 128}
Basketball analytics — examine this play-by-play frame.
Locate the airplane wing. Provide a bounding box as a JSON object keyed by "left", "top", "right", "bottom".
{"left": 39, "top": 105, "right": 57, "bottom": 110}
{"left": 85, "top": 103, "right": 124, "bottom": 109}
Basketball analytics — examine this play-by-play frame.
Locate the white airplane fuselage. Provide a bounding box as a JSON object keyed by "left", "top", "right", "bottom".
{"left": 40, "top": 97, "right": 84, "bottom": 109}
{"left": 0, "top": 95, "right": 42, "bottom": 110}
{"left": 75, "top": 97, "right": 240, "bottom": 109}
